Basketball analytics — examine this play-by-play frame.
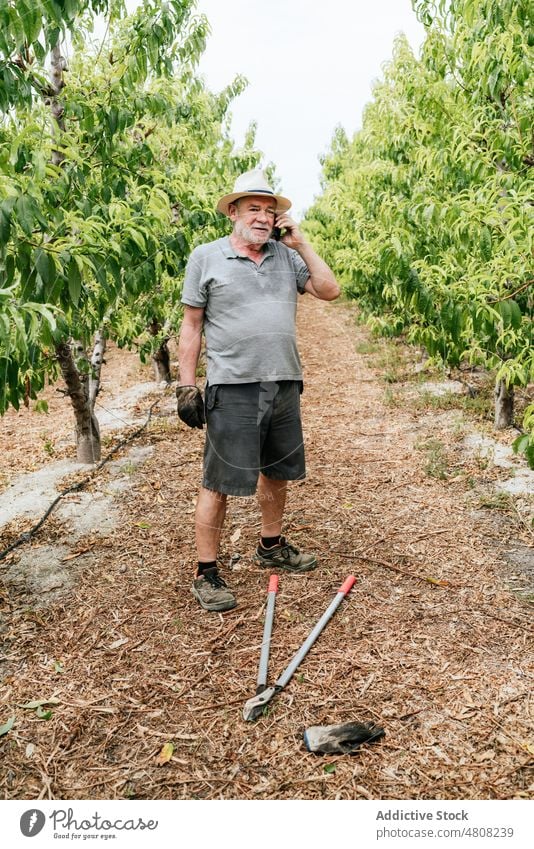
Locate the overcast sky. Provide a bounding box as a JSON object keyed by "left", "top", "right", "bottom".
{"left": 195, "top": 0, "right": 426, "bottom": 217}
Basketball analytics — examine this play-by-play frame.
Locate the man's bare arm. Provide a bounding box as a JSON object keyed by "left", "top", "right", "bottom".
{"left": 275, "top": 212, "right": 340, "bottom": 301}
{"left": 299, "top": 245, "right": 340, "bottom": 301}
{"left": 178, "top": 305, "right": 205, "bottom": 385}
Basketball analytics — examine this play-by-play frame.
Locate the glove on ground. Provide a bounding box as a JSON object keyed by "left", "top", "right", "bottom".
{"left": 304, "top": 721, "right": 385, "bottom": 754}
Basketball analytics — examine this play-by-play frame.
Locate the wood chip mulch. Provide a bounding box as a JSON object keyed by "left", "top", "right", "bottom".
{"left": 1, "top": 296, "right": 533, "bottom": 800}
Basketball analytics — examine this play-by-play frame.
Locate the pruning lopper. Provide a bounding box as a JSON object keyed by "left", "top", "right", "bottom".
{"left": 243, "top": 574, "right": 356, "bottom": 721}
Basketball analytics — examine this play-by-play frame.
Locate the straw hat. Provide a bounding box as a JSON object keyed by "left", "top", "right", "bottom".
{"left": 216, "top": 169, "right": 291, "bottom": 216}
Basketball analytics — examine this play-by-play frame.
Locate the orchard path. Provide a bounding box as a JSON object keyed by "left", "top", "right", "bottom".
{"left": 1, "top": 295, "right": 533, "bottom": 800}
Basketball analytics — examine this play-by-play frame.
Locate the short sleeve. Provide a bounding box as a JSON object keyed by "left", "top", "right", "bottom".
{"left": 290, "top": 249, "right": 310, "bottom": 294}
{"left": 181, "top": 247, "right": 209, "bottom": 307}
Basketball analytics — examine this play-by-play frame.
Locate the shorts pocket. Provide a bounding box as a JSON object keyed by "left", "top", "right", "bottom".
{"left": 205, "top": 384, "right": 219, "bottom": 413}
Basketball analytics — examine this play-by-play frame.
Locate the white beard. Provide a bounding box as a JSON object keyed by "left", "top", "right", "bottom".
{"left": 234, "top": 218, "right": 272, "bottom": 245}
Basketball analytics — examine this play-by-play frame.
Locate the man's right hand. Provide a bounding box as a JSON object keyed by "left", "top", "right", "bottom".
{"left": 176, "top": 385, "right": 205, "bottom": 429}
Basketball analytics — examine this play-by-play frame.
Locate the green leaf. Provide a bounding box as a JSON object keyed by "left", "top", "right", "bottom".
{"left": 108, "top": 106, "right": 119, "bottom": 135}
{"left": 450, "top": 305, "right": 462, "bottom": 344}
{"left": 488, "top": 68, "right": 500, "bottom": 100}
{"left": 25, "top": 303, "right": 57, "bottom": 332}
{"left": 35, "top": 706, "right": 53, "bottom": 720}
{"left": 35, "top": 249, "right": 56, "bottom": 285}
{"left": 15, "top": 195, "right": 34, "bottom": 236}
{"left": 497, "top": 300, "right": 512, "bottom": 327}
{"left": 0, "top": 208, "right": 11, "bottom": 245}
{"left": 0, "top": 313, "right": 10, "bottom": 344}
{"left": 423, "top": 203, "right": 435, "bottom": 227}
{"left": 508, "top": 300, "right": 522, "bottom": 330}
{"left": 512, "top": 434, "right": 530, "bottom": 455}
{"left": 480, "top": 228, "right": 492, "bottom": 261}
{"left": 391, "top": 235, "right": 403, "bottom": 257}
{"left": 0, "top": 716, "right": 15, "bottom": 736}
{"left": 323, "top": 763, "right": 336, "bottom": 774}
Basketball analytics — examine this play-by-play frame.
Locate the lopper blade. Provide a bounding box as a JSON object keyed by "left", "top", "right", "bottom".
{"left": 242, "top": 686, "right": 277, "bottom": 722}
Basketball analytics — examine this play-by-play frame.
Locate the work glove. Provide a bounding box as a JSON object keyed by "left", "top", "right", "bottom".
{"left": 304, "top": 721, "right": 385, "bottom": 754}
{"left": 175, "top": 384, "right": 205, "bottom": 429}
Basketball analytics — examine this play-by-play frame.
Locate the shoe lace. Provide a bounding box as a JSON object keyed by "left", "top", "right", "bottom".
{"left": 204, "top": 569, "right": 227, "bottom": 589}
{"left": 279, "top": 536, "right": 299, "bottom": 558}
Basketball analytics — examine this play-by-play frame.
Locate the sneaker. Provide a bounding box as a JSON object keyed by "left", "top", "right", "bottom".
{"left": 254, "top": 536, "right": 317, "bottom": 573}
{"left": 191, "top": 568, "right": 237, "bottom": 612}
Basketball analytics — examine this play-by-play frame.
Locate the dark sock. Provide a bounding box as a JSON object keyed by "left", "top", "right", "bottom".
{"left": 197, "top": 560, "right": 217, "bottom": 576}
{"left": 261, "top": 535, "right": 281, "bottom": 549}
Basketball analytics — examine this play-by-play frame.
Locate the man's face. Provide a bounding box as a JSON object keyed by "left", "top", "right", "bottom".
{"left": 229, "top": 196, "right": 277, "bottom": 245}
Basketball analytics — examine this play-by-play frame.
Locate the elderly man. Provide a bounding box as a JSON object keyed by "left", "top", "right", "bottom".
{"left": 176, "top": 169, "right": 340, "bottom": 612}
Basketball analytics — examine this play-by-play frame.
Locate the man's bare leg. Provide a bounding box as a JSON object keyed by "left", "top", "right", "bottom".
{"left": 255, "top": 474, "right": 316, "bottom": 571}
{"left": 257, "top": 473, "right": 287, "bottom": 538}
{"left": 192, "top": 486, "right": 236, "bottom": 612}
{"left": 195, "top": 486, "right": 227, "bottom": 566}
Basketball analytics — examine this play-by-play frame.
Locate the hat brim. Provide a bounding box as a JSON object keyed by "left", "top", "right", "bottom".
{"left": 217, "top": 190, "right": 291, "bottom": 217}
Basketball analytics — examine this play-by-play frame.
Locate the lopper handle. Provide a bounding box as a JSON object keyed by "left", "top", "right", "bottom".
{"left": 268, "top": 574, "right": 279, "bottom": 594}
{"left": 338, "top": 575, "right": 356, "bottom": 595}
{"left": 276, "top": 575, "right": 357, "bottom": 690}
{"left": 256, "top": 574, "right": 278, "bottom": 692}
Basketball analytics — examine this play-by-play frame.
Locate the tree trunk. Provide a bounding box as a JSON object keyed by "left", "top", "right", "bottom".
{"left": 48, "top": 45, "right": 103, "bottom": 463}
{"left": 47, "top": 44, "right": 67, "bottom": 167}
{"left": 494, "top": 379, "right": 514, "bottom": 429}
{"left": 152, "top": 339, "right": 171, "bottom": 383}
{"left": 56, "top": 341, "right": 101, "bottom": 463}
{"left": 148, "top": 319, "right": 172, "bottom": 383}
{"left": 89, "top": 330, "right": 106, "bottom": 407}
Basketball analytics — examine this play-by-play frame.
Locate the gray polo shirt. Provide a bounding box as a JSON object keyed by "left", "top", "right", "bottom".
{"left": 181, "top": 236, "right": 310, "bottom": 385}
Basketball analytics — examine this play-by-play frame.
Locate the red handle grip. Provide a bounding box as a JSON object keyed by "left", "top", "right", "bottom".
{"left": 268, "top": 574, "right": 279, "bottom": 594}
{"left": 338, "top": 575, "right": 356, "bottom": 595}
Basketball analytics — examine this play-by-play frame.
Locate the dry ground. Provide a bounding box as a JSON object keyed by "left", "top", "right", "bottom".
{"left": 0, "top": 296, "right": 533, "bottom": 800}
{"left": 0, "top": 342, "right": 154, "bottom": 486}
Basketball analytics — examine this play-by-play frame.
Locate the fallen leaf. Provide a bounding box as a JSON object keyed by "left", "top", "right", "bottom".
{"left": 20, "top": 698, "right": 60, "bottom": 710}
{"left": 25, "top": 743, "right": 35, "bottom": 758}
{"left": 35, "top": 706, "right": 53, "bottom": 720}
{"left": 426, "top": 577, "right": 450, "bottom": 586}
{"left": 230, "top": 528, "right": 241, "bottom": 544}
{"left": 0, "top": 716, "right": 15, "bottom": 736}
{"left": 108, "top": 637, "right": 129, "bottom": 650}
{"left": 474, "top": 748, "right": 496, "bottom": 762}
{"left": 62, "top": 547, "right": 92, "bottom": 562}
{"left": 156, "top": 742, "right": 174, "bottom": 765}
{"left": 135, "top": 521, "right": 151, "bottom": 529}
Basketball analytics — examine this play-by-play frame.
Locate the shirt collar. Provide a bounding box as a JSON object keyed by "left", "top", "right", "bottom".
{"left": 221, "top": 236, "right": 275, "bottom": 259}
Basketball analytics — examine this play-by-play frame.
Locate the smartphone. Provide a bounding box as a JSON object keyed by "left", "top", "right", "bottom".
{"left": 272, "top": 226, "right": 282, "bottom": 241}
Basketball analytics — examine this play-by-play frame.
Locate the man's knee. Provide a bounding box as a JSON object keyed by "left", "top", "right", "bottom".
{"left": 258, "top": 474, "right": 288, "bottom": 489}
{"left": 200, "top": 486, "right": 227, "bottom": 499}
